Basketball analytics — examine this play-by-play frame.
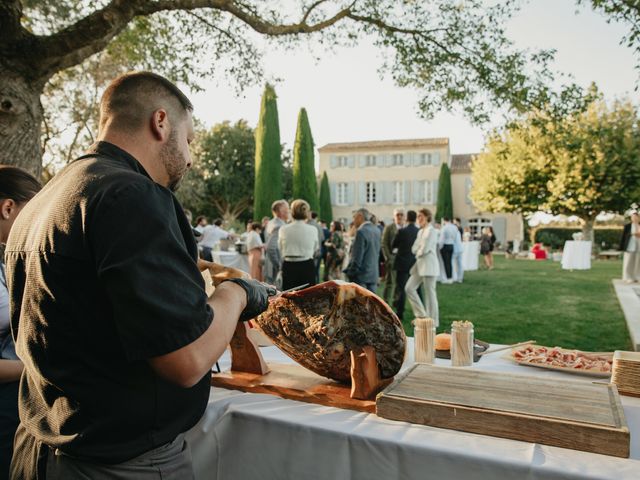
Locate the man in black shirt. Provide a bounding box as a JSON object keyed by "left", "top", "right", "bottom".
{"left": 6, "top": 72, "right": 272, "bottom": 478}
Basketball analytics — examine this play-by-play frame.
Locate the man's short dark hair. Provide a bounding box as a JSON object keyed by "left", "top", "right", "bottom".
{"left": 455, "top": 217, "right": 462, "bottom": 223}
{"left": 442, "top": 216, "right": 451, "bottom": 222}
{"left": 99, "top": 72, "right": 193, "bottom": 133}
{"left": 406, "top": 210, "right": 417, "bottom": 222}
{"left": 311, "top": 211, "right": 318, "bottom": 220}
{"left": 214, "top": 218, "right": 223, "bottom": 227}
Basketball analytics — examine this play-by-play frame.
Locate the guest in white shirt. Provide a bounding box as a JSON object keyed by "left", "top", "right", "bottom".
{"left": 405, "top": 208, "right": 440, "bottom": 326}
{"left": 246, "top": 222, "right": 265, "bottom": 281}
{"left": 278, "top": 199, "right": 319, "bottom": 290}
{"left": 198, "top": 218, "right": 232, "bottom": 261}
{"left": 438, "top": 217, "right": 458, "bottom": 283}
{"left": 194, "top": 215, "right": 208, "bottom": 234}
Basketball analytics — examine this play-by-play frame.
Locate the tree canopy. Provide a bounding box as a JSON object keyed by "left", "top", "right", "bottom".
{"left": 471, "top": 93, "right": 640, "bottom": 238}
{"left": 2, "top": 0, "right": 585, "bottom": 174}
{"left": 318, "top": 171, "right": 333, "bottom": 224}
{"left": 176, "top": 119, "right": 256, "bottom": 224}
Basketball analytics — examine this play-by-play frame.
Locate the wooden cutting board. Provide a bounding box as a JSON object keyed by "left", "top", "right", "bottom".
{"left": 376, "top": 364, "right": 630, "bottom": 457}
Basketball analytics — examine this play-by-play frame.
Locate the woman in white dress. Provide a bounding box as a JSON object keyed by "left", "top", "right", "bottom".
{"left": 405, "top": 208, "right": 440, "bottom": 326}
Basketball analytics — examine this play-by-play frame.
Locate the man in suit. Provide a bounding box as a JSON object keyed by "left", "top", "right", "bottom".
{"left": 381, "top": 209, "right": 404, "bottom": 304}
{"left": 392, "top": 210, "right": 419, "bottom": 319}
{"left": 344, "top": 208, "right": 381, "bottom": 292}
{"left": 263, "top": 200, "right": 289, "bottom": 285}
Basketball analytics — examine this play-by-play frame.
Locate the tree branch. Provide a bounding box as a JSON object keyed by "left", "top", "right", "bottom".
{"left": 0, "top": 0, "right": 26, "bottom": 43}
{"left": 26, "top": 0, "right": 354, "bottom": 82}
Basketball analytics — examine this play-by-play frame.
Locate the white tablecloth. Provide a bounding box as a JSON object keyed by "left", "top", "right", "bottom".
{"left": 212, "top": 250, "right": 250, "bottom": 273}
{"left": 186, "top": 339, "right": 640, "bottom": 480}
{"left": 463, "top": 240, "right": 480, "bottom": 271}
{"left": 561, "top": 241, "right": 592, "bottom": 270}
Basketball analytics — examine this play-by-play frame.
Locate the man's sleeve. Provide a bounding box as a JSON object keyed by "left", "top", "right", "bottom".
{"left": 346, "top": 230, "right": 366, "bottom": 278}
{"left": 89, "top": 183, "right": 213, "bottom": 362}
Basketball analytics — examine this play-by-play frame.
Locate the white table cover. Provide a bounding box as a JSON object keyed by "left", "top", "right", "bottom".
{"left": 561, "top": 241, "right": 592, "bottom": 270}
{"left": 212, "top": 250, "right": 250, "bottom": 273}
{"left": 187, "top": 339, "right": 640, "bottom": 480}
{"left": 462, "top": 240, "right": 480, "bottom": 271}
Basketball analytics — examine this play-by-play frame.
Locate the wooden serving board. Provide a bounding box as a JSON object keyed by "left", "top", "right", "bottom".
{"left": 376, "top": 364, "right": 630, "bottom": 457}
{"left": 211, "top": 363, "right": 376, "bottom": 413}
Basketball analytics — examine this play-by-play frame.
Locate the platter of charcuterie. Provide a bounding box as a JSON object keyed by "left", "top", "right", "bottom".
{"left": 506, "top": 344, "right": 613, "bottom": 377}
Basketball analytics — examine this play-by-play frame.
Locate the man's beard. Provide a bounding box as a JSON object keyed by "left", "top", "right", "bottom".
{"left": 159, "top": 130, "right": 187, "bottom": 192}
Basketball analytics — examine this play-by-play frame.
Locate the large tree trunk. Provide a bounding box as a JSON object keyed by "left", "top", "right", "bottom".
{"left": 0, "top": 67, "right": 43, "bottom": 177}
{"left": 581, "top": 217, "right": 597, "bottom": 253}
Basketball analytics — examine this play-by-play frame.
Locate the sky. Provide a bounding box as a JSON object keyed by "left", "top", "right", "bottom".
{"left": 189, "top": 1, "right": 638, "bottom": 156}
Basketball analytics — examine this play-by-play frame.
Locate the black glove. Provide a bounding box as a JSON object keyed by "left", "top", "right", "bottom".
{"left": 221, "top": 278, "right": 277, "bottom": 321}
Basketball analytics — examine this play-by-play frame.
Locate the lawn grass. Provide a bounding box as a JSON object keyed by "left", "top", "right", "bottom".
{"left": 382, "top": 256, "right": 632, "bottom": 352}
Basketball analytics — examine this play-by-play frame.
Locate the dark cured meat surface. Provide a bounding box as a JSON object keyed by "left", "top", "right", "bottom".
{"left": 254, "top": 281, "right": 407, "bottom": 382}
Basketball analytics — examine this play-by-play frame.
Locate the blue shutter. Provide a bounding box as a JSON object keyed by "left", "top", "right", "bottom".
{"left": 433, "top": 152, "right": 441, "bottom": 166}
{"left": 404, "top": 153, "right": 413, "bottom": 167}
{"left": 330, "top": 182, "right": 337, "bottom": 206}
{"left": 404, "top": 180, "right": 411, "bottom": 204}
{"left": 357, "top": 155, "right": 365, "bottom": 168}
{"left": 348, "top": 155, "right": 355, "bottom": 168}
{"left": 412, "top": 180, "right": 422, "bottom": 203}
{"left": 465, "top": 177, "right": 472, "bottom": 205}
{"left": 432, "top": 180, "right": 439, "bottom": 205}
{"left": 330, "top": 155, "right": 337, "bottom": 168}
{"left": 347, "top": 182, "right": 355, "bottom": 206}
{"left": 376, "top": 181, "right": 384, "bottom": 204}
{"left": 358, "top": 181, "right": 366, "bottom": 205}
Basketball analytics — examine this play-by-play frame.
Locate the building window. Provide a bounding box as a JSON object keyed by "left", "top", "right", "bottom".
{"left": 337, "top": 155, "right": 348, "bottom": 167}
{"left": 391, "top": 154, "right": 403, "bottom": 166}
{"left": 422, "top": 181, "right": 433, "bottom": 204}
{"left": 366, "top": 182, "right": 376, "bottom": 204}
{"left": 392, "top": 181, "right": 404, "bottom": 204}
{"left": 365, "top": 155, "right": 376, "bottom": 167}
{"left": 468, "top": 217, "right": 491, "bottom": 239}
{"left": 337, "top": 182, "right": 348, "bottom": 205}
{"left": 465, "top": 178, "right": 472, "bottom": 205}
{"left": 420, "top": 153, "right": 432, "bottom": 165}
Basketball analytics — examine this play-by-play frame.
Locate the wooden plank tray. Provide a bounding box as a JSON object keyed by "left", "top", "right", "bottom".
{"left": 376, "top": 364, "right": 630, "bottom": 457}
{"left": 211, "top": 362, "right": 376, "bottom": 413}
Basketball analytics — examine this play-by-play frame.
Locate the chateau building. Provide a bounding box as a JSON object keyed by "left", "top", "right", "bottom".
{"left": 317, "top": 138, "right": 521, "bottom": 247}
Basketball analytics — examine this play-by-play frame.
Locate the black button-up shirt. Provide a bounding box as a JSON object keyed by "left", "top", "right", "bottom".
{"left": 5, "top": 142, "right": 213, "bottom": 463}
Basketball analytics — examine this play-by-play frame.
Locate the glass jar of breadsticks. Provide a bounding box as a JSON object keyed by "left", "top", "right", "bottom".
{"left": 413, "top": 317, "right": 436, "bottom": 364}
{"left": 451, "top": 320, "right": 474, "bottom": 367}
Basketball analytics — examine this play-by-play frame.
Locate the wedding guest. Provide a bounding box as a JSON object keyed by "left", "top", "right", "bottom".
{"left": 405, "top": 208, "right": 440, "bottom": 326}
{"left": 480, "top": 226, "right": 495, "bottom": 270}
{"left": 392, "top": 210, "right": 419, "bottom": 319}
{"left": 0, "top": 166, "right": 41, "bottom": 479}
{"left": 462, "top": 226, "right": 472, "bottom": 242}
{"left": 263, "top": 200, "right": 289, "bottom": 285}
{"left": 199, "top": 218, "right": 233, "bottom": 260}
{"left": 438, "top": 217, "right": 458, "bottom": 284}
{"left": 343, "top": 208, "right": 381, "bottom": 292}
{"left": 308, "top": 211, "right": 325, "bottom": 284}
{"left": 279, "top": 199, "right": 318, "bottom": 290}
{"left": 246, "top": 222, "right": 265, "bottom": 281}
{"left": 452, "top": 225, "right": 464, "bottom": 283}
{"left": 259, "top": 216, "right": 270, "bottom": 243}
{"left": 620, "top": 211, "right": 640, "bottom": 283}
{"left": 323, "top": 221, "right": 345, "bottom": 281}
{"left": 194, "top": 215, "right": 207, "bottom": 233}
{"left": 381, "top": 209, "right": 404, "bottom": 304}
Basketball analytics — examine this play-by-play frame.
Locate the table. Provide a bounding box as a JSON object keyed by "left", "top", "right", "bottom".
{"left": 186, "top": 339, "right": 640, "bottom": 480}
{"left": 212, "top": 250, "right": 250, "bottom": 273}
{"left": 462, "top": 240, "right": 480, "bottom": 271}
{"left": 561, "top": 241, "right": 592, "bottom": 270}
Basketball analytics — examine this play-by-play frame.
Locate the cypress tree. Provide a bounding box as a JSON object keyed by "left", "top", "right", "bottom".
{"left": 253, "top": 84, "right": 283, "bottom": 219}
{"left": 292, "top": 108, "right": 319, "bottom": 211}
{"left": 318, "top": 171, "right": 333, "bottom": 223}
{"left": 436, "top": 162, "right": 454, "bottom": 223}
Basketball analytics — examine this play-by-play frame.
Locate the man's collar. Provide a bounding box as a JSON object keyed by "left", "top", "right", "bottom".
{"left": 84, "top": 141, "right": 152, "bottom": 180}
{"left": 358, "top": 221, "right": 371, "bottom": 230}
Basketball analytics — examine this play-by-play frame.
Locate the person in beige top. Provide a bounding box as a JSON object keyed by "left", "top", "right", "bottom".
{"left": 621, "top": 211, "right": 640, "bottom": 283}
{"left": 405, "top": 208, "right": 440, "bottom": 326}
{"left": 278, "top": 199, "right": 319, "bottom": 290}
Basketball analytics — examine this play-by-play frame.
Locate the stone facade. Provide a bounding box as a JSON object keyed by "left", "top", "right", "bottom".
{"left": 317, "top": 140, "right": 522, "bottom": 247}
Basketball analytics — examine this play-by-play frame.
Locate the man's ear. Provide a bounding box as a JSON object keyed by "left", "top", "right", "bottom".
{"left": 1, "top": 199, "right": 15, "bottom": 220}
{"left": 150, "top": 109, "right": 170, "bottom": 142}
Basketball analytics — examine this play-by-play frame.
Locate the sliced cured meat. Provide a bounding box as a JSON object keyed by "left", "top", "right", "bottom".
{"left": 253, "top": 281, "right": 407, "bottom": 382}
